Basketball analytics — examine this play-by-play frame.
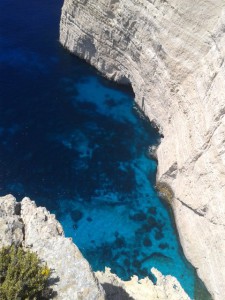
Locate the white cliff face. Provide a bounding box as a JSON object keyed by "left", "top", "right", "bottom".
{"left": 0, "top": 195, "right": 191, "bottom": 300}
{"left": 60, "top": 1, "right": 225, "bottom": 299}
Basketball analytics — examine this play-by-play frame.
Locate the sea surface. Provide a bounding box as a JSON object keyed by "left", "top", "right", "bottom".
{"left": 0, "top": 0, "right": 196, "bottom": 298}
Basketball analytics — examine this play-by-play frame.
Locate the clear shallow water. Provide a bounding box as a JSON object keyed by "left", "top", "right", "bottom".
{"left": 0, "top": 0, "right": 196, "bottom": 298}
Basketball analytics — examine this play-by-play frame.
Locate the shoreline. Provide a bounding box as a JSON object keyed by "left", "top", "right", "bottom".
{"left": 59, "top": 1, "right": 225, "bottom": 298}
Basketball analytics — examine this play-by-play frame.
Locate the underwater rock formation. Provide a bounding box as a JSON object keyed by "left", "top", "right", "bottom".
{"left": 0, "top": 195, "right": 191, "bottom": 300}
{"left": 60, "top": 1, "right": 225, "bottom": 299}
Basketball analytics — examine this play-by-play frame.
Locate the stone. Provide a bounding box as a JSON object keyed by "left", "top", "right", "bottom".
{"left": 60, "top": 1, "right": 225, "bottom": 299}
{"left": 95, "top": 267, "right": 190, "bottom": 300}
{"left": 0, "top": 194, "right": 23, "bottom": 247}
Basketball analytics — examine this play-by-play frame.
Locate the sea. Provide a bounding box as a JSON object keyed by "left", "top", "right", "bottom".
{"left": 0, "top": 0, "right": 201, "bottom": 298}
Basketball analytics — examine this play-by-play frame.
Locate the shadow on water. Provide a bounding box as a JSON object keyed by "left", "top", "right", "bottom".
{"left": 158, "top": 194, "right": 212, "bottom": 299}
{"left": 195, "top": 276, "right": 213, "bottom": 300}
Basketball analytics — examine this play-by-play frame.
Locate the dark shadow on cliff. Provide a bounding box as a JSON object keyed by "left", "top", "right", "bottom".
{"left": 101, "top": 283, "right": 135, "bottom": 300}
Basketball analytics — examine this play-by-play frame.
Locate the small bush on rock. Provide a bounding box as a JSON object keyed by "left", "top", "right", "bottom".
{"left": 0, "top": 245, "right": 53, "bottom": 300}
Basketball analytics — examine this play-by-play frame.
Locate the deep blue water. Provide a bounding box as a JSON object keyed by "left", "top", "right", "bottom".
{"left": 0, "top": 0, "right": 195, "bottom": 298}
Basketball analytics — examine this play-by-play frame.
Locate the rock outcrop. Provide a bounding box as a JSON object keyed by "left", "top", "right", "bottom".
{"left": 96, "top": 267, "right": 190, "bottom": 300}
{"left": 60, "top": 1, "right": 225, "bottom": 299}
{"left": 0, "top": 195, "right": 191, "bottom": 300}
{"left": 0, "top": 195, "right": 105, "bottom": 300}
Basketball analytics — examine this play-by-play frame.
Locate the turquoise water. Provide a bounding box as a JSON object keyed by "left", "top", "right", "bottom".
{"left": 0, "top": 0, "right": 195, "bottom": 297}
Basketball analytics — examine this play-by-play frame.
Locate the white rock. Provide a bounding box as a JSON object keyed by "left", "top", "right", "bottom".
{"left": 0, "top": 194, "right": 23, "bottom": 247}
{"left": 95, "top": 267, "right": 190, "bottom": 300}
{"left": 20, "top": 197, "right": 105, "bottom": 300}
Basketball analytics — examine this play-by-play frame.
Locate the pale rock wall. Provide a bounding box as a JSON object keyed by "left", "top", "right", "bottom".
{"left": 60, "top": 1, "right": 225, "bottom": 299}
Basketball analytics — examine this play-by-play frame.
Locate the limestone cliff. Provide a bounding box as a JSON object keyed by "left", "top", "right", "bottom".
{"left": 60, "top": 1, "right": 225, "bottom": 299}
{"left": 0, "top": 195, "right": 190, "bottom": 300}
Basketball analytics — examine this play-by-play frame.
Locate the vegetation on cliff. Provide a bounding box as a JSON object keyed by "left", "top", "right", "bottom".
{"left": 0, "top": 245, "right": 53, "bottom": 300}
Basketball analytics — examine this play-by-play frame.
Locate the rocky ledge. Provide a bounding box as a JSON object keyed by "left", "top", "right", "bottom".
{"left": 0, "top": 194, "right": 190, "bottom": 300}
{"left": 60, "top": 1, "right": 225, "bottom": 299}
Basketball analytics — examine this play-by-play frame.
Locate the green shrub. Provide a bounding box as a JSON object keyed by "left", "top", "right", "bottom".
{"left": 0, "top": 245, "right": 53, "bottom": 300}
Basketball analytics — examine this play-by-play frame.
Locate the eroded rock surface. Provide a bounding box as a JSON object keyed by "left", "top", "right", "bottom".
{"left": 0, "top": 195, "right": 23, "bottom": 247}
{"left": 96, "top": 267, "right": 190, "bottom": 300}
{"left": 0, "top": 195, "right": 105, "bottom": 300}
{"left": 60, "top": 1, "right": 225, "bottom": 299}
